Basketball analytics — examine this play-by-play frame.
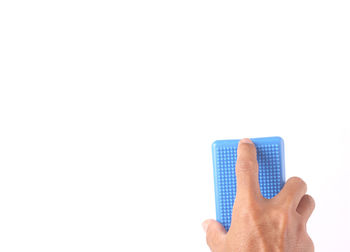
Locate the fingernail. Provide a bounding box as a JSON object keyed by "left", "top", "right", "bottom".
{"left": 202, "top": 221, "right": 209, "bottom": 232}
{"left": 240, "top": 138, "right": 253, "bottom": 144}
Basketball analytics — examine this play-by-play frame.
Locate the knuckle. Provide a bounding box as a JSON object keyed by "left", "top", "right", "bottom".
{"left": 272, "top": 205, "right": 288, "bottom": 218}
{"left": 305, "top": 194, "right": 316, "bottom": 209}
{"left": 236, "top": 160, "right": 256, "bottom": 171}
{"left": 288, "top": 176, "right": 307, "bottom": 190}
{"left": 242, "top": 199, "right": 259, "bottom": 213}
{"left": 306, "top": 194, "right": 315, "bottom": 203}
{"left": 237, "top": 202, "right": 263, "bottom": 223}
{"left": 206, "top": 230, "right": 221, "bottom": 247}
{"left": 281, "top": 195, "right": 295, "bottom": 208}
{"left": 270, "top": 207, "right": 290, "bottom": 230}
{"left": 296, "top": 221, "right": 306, "bottom": 233}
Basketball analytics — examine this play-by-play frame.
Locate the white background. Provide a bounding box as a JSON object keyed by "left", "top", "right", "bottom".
{"left": 0, "top": 0, "right": 349, "bottom": 251}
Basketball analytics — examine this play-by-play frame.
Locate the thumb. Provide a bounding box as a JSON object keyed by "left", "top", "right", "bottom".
{"left": 202, "top": 219, "right": 226, "bottom": 250}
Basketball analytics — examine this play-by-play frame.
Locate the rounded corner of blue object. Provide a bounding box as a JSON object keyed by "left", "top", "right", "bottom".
{"left": 276, "top": 136, "right": 284, "bottom": 143}
{"left": 212, "top": 141, "right": 220, "bottom": 153}
{"left": 266, "top": 136, "right": 284, "bottom": 145}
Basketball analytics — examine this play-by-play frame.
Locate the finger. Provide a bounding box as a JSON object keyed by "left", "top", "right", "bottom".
{"left": 276, "top": 177, "right": 307, "bottom": 209}
{"left": 202, "top": 219, "right": 226, "bottom": 250}
{"left": 296, "top": 194, "right": 315, "bottom": 222}
{"left": 235, "top": 138, "right": 261, "bottom": 200}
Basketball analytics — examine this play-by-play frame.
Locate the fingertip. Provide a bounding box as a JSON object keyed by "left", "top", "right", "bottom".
{"left": 237, "top": 138, "right": 257, "bottom": 158}
{"left": 305, "top": 194, "right": 315, "bottom": 208}
{"left": 297, "top": 194, "right": 315, "bottom": 221}
{"left": 202, "top": 219, "right": 226, "bottom": 234}
{"left": 239, "top": 138, "right": 253, "bottom": 145}
{"left": 202, "top": 219, "right": 211, "bottom": 232}
{"left": 203, "top": 219, "right": 226, "bottom": 249}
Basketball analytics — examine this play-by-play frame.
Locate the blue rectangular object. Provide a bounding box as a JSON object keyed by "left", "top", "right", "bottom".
{"left": 212, "top": 137, "right": 285, "bottom": 231}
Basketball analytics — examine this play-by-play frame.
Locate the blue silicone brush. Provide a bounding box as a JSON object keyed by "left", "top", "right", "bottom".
{"left": 212, "top": 137, "right": 285, "bottom": 231}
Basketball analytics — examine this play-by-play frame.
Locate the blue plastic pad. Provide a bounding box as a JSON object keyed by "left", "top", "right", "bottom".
{"left": 212, "top": 137, "right": 285, "bottom": 231}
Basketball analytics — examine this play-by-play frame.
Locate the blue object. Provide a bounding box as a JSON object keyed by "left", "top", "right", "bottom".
{"left": 212, "top": 137, "right": 285, "bottom": 231}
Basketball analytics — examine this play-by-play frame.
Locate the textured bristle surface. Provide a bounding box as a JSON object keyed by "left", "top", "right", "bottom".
{"left": 213, "top": 137, "right": 285, "bottom": 231}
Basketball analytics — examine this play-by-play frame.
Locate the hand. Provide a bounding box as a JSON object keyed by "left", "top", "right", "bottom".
{"left": 203, "top": 138, "right": 315, "bottom": 252}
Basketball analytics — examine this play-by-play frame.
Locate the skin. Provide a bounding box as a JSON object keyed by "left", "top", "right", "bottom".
{"left": 203, "top": 138, "right": 315, "bottom": 252}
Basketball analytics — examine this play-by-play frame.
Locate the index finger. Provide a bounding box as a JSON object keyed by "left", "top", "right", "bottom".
{"left": 235, "top": 138, "right": 262, "bottom": 201}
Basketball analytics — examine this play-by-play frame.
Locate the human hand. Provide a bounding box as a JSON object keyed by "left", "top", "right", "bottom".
{"left": 203, "top": 138, "right": 315, "bottom": 252}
